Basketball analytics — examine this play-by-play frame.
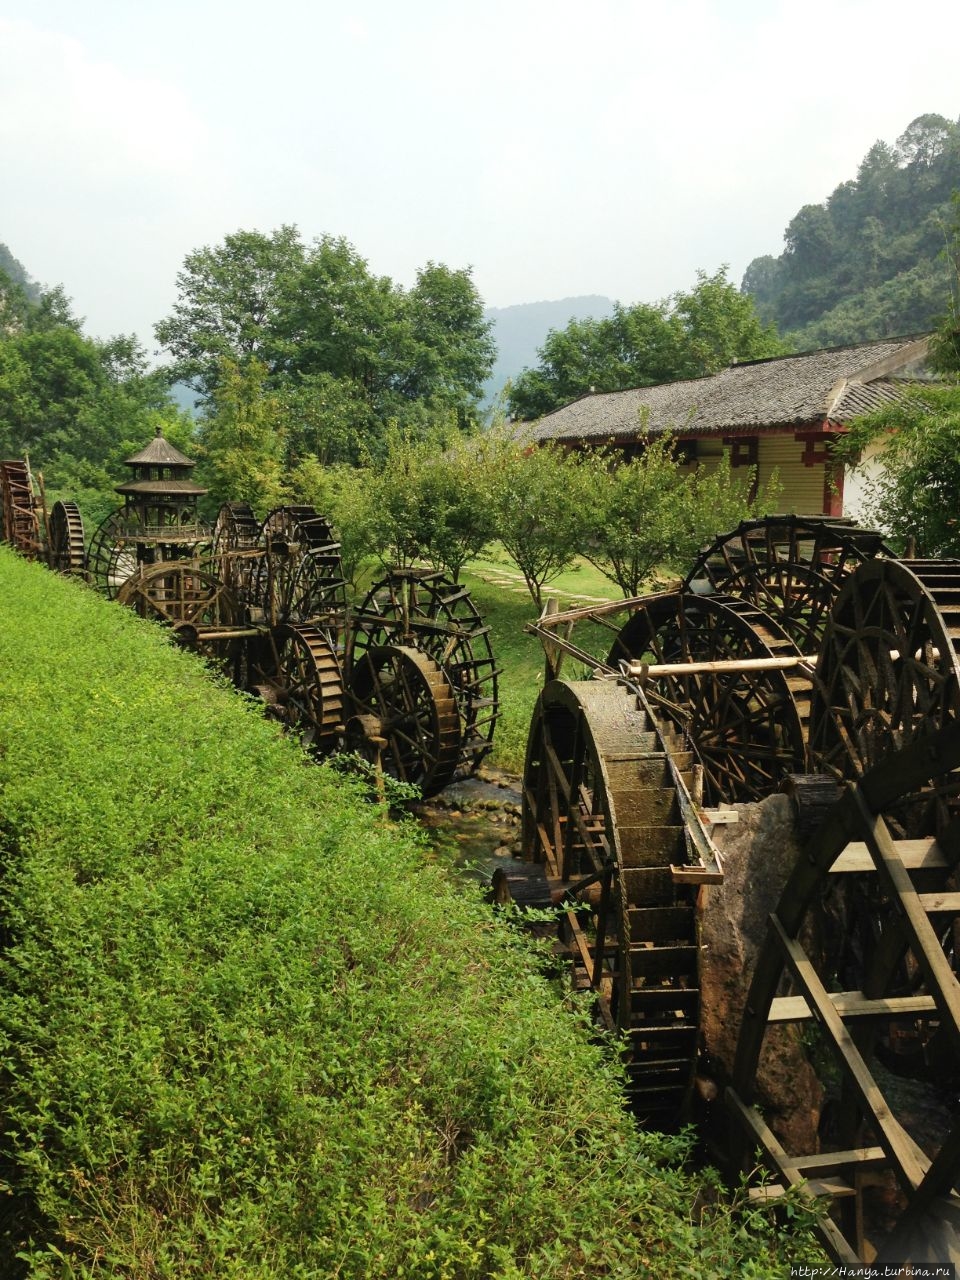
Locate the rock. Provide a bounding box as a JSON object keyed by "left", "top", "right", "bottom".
{"left": 699, "top": 792, "right": 823, "bottom": 1153}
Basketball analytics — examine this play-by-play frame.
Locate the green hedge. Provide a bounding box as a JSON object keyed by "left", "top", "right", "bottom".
{"left": 0, "top": 549, "right": 816, "bottom": 1277}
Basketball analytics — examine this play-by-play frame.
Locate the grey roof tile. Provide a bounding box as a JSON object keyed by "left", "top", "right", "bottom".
{"left": 528, "top": 336, "right": 932, "bottom": 441}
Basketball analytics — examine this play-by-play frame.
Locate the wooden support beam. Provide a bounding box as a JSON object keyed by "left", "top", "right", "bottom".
{"left": 769, "top": 913, "right": 930, "bottom": 1194}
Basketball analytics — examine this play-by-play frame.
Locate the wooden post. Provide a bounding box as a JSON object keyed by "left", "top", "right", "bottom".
{"left": 542, "top": 597, "right": 563, "bottom": 682}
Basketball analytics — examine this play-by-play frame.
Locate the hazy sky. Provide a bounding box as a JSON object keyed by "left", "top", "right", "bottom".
{"left": 2, "top": 0, "right": 959, "bottom": 356}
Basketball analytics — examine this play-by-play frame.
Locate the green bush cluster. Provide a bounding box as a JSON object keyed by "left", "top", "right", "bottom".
{"left": 0, "top": 550, "right": 820, "bottom": 1276}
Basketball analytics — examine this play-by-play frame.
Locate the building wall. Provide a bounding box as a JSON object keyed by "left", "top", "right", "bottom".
{"left": 757, "top": 435, "right": 828, "bottom": 515}
{"left": 680, "top": 434, "right": 830, "bottom": 515}
{"left": 841, "top": 438, "right": 885, "bottom": 525}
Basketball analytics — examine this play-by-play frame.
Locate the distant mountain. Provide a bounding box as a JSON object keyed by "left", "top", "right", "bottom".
{"left": 482, "top": 295, "right": 615, "bottom": 408}
{"left": 0, "top": 242, "right": 40, "bottom": 301}
{"left": 741, "top": 112, "right": 960, "bottom": 350}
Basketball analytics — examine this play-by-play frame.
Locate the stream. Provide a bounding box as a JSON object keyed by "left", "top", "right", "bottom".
{"left": 412, "top": 768, "right": 524, "bottom": 885}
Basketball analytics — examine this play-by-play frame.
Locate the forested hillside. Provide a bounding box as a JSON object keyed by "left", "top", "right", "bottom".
{"left": 742, "top": 113, "right": 960, "bottom": 349}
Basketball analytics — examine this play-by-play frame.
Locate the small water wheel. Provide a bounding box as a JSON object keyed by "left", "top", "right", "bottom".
{"left": 252, "top": 506, "right": 347, "bottom": 631}
{"left": 48, "top": 500, "right": 86, "bottom": 575}
{"left": 348, "top": 644, "right": 461, "bottom": 797}
{"left": 351, "top": 568, "right": 499, "bottom": 775}
{"left": 253, "top": 623, "right": 345, "bottom": 751}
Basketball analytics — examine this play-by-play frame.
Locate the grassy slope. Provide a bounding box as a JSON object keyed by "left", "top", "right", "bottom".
{"left": 0, "top": 550, "right": 818, "bottom": 1277}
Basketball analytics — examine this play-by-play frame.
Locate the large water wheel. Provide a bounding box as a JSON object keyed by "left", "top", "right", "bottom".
{"left": 809, "top": 559, "right": 960, "bottom": 830}
{"left": 608, "top": 592, "right": 809, "bottom": 803}
{"left": 522, "top": 677, "right": 719, "bottom": 1125}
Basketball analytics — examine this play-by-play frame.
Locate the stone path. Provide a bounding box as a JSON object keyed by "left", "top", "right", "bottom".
{"left": 473, "top": 564, "right": 614, "bottom": 605}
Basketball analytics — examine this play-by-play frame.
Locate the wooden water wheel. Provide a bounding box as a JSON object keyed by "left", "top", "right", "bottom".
{"left": 252, "top": 506, "right": 347, "bottom": 632}
{"left": 685, "top": 515, "right": 891, "bottom": 652}
{"left": 351, "top": 568, "right": 499, "bottom": 775}
{"left": 48, "top": 500, "right": 86, "bottom": 575}
{"left": 348, "top": 644, "right": 461, "bottom": 797}
{"left": 608, "top": 592, "right": 809, "bottom": 803}
{"left": 0, "top": 460, "right": 42, "bottom": 558}
{"left": 522, "top": 677, "right": 719, "bottom": 1125}
{"left": 809, "top": 558, "right": 960, "bottom": 835}
{"left": 729, "top": 720, "right": 960, "bottom": 1267}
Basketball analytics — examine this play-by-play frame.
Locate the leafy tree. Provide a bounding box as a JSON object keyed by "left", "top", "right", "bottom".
{"left": 397, "top": 262, "right": 496, "bottom": 419}
{"left": 156, "top": 229, "right": 495, "bottom": 449}
{"left": 486, "top": 432, "right": 590, "bottom": 607}
{"left": 278, "top": 372, "right": 373, "bottom": 468}
{"left": 154, "top": 226, "right": 306, "bottom": 395}
{"left": 0, "top": 325, "right": 186, "bottom": 482}
{"left": 930, "top": 192, "right": 960, "bottom": 373}
{"left": 835, "top": 385, "right": 960, "bottom": 555}
{"left": 379, "top": 427, "right": 498, "bottom": 581}
{"left": 508, "top": 268, "right": 784, "bottom": 419}
{"left": 579, "top": 435, "right": 780, "bottom": 597}
{"left": 742, "top": 113, "right": 960, "bottom": 348}
{"left": 194, "top": 358, "right": 288, "bottom": 512}
{"left": 273, "top": 234, "right": 398, "bottom": 392}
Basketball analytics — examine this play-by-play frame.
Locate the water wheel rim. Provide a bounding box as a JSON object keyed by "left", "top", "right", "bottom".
{"left": 523, "top": 677, "right": 702, "bottom": 1125}
{"left": 810, "top": 558, "right": 960, "bottom": 835}
{"left": 684, "top": 515, "right": 892, "bottom": 652}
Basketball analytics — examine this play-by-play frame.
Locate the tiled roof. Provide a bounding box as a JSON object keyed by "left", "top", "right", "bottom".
{"left": 528, "top": 336, "right": 932, "bottom": 442}
{"left": 114, "top": 479, "right": 208, "bottom": 496}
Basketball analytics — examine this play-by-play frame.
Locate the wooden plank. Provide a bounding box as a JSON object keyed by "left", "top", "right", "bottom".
{"left": 918, "top": 891, "right": 960, "bottom": 913}
{"left": 618, "top": 825, "right": 685, "bottom": 867}
{"left": 748, "top": 1178, "right": 856, "bottom": 1200}
{"left": 622, "top": 866, "right": 675, "bottom": 905}
{"left": 628, "top": 906, "right": 696, "bottom": 944}
{"left": 829, "top": 838, "right": 945, "bottom": 873}
{"left": 629, "top": 944, "right": 698, "bottom": 980}
{"left": 791, "top": 1147, "right": 888, "bottom": 1176}
{"left": 768, "top": 990, "right": 937, "bottom": 1024}
{"left": 671, "top": 864, "right": 724, "bottom": 885}
{"left": 625, "top": 655, "right": 817, "bottom": 679}
{"left": 852, "top": 790, "right": 960, "bottom": 1047}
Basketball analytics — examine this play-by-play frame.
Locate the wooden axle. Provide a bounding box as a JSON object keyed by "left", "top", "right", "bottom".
{"left": 625, "top": 655, "right": 817, "bottom": 681}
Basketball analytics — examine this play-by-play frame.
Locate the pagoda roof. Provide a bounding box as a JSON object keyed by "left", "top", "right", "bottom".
{"left": 124, "top": 428, "right": 197, "bottom": 469}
